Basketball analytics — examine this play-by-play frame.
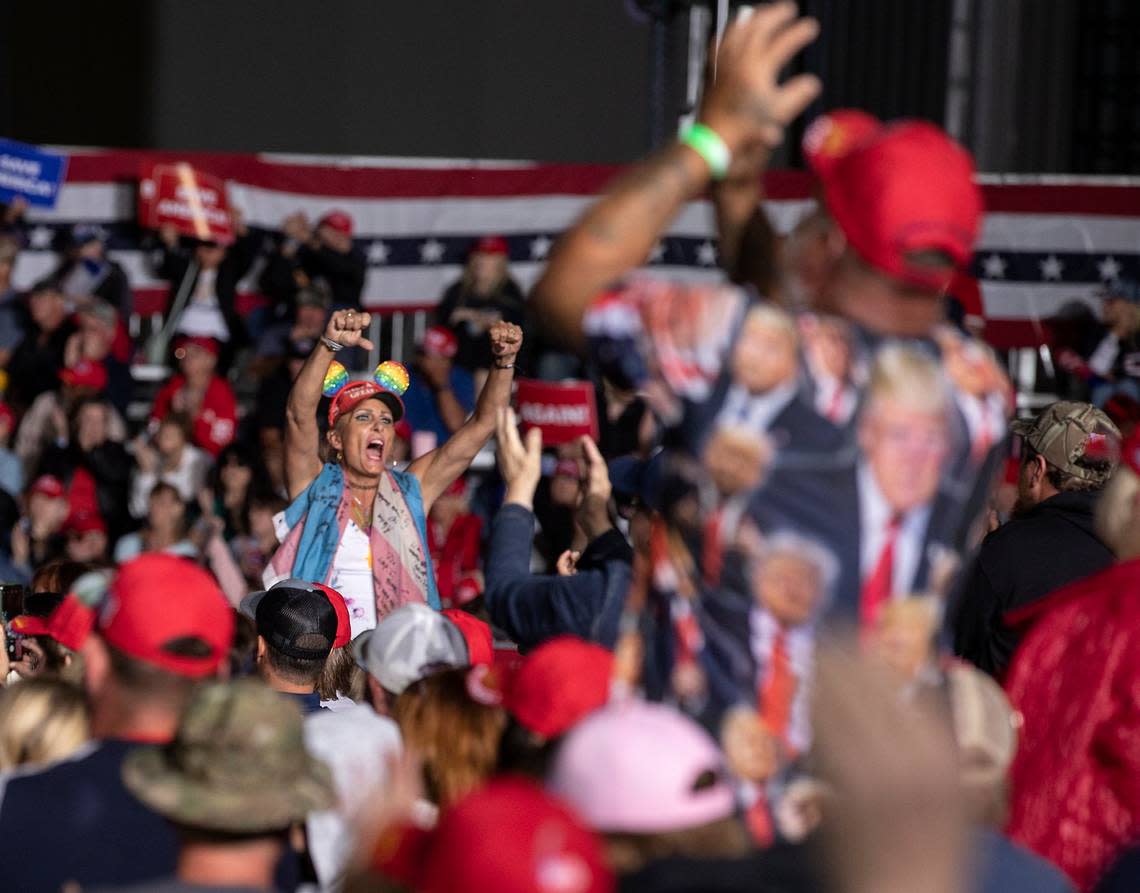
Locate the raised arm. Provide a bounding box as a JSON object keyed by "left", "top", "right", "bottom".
{"left": 531, "top": 2, "right": 820, "bottom": 350}
{"left": 408, "top": 321, "right": 522, "bottom": 510}
{"left": 284, "top": 309, "right": 373, "bottom": 499}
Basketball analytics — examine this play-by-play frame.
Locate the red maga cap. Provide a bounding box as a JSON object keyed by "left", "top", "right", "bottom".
{"left": 47, "top": 554, "right": 233, "bottom": 678}
{"left": 441, "top": 609, "right": 493, "bottom": 667}
{"left": 29, "top": 474, "right": 65, "bottom": 500}
{"left": 9, "top": 614, "right": 52, "bottom": 637}
{"left": 422, "top": 325, "right": 459, "bottom": 359}
{"left": 412, "top": 778, "right": 614, "bottom": 893}
{"left": 65, "top": 510, "right": 107, "bottom": 537}
{"left": 473, "top": 235, "right": 508, "bottom": 257}
{"left": 506, "top": 635, "right": 614, "bottom": 740}
{"left": 59, "top": 359, "right": 108, "bottom": 391}
{"left": 327, "top": 381, "right": 406, "bottom": 428}
{"left": 175, "top": 335, "right": 221, "bottom": 357}
{"left": 805, "top": 110, "right": 982, "bottom": 293}
{"left": 318, "top": 210, "right": 354, "bottom": 237}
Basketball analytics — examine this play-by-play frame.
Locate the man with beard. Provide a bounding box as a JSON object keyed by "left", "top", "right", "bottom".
{"left": 953, "top": 402, "right": 1120, "bottom": 679}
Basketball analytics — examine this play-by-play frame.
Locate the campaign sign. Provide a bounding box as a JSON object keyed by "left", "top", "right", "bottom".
{"left": 0, "top": 139, "right": 68, "bottom": 209}
{"left": 515, "top": 379, "right": 599, "bottom": 445}
{"left": 138, "top": 162, "right": 234, "bottom": 245}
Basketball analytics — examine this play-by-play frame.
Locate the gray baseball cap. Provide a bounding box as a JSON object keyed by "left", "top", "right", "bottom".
{"left": 351, "top": 604, "right": 468, "bottom": 695}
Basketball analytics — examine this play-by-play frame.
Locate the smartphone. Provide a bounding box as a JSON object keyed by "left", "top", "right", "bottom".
{"left": 0, "top": 583, "right": 25, "bottom": 624}
{"left": 5, "top": 629, "right": 22, "bottom": 664}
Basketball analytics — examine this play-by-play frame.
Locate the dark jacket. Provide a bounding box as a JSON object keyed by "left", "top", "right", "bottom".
{"left": 952, "top": 490, "right": 1114, "bottom": 678}
{"left": 484, "top": 503, "right": 632, "bottom": 650}
{"left": 48, "top": 257, "right": 133, "bottom": 318}
{"left": 154, "top": 233, "right": 259, "bottom": 350}
{"left": 260, "top": 240, "right": 366, "bottom": 315}
{"left": 435, "top": 278, "right": 526, "bottom": 370}
{"left": 6, "top": 318, "right": 77, "bottom": 410}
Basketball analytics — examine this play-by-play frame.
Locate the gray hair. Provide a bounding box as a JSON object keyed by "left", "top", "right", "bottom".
{"left": 756, "top": 530, "right": 840, "bottom": 601}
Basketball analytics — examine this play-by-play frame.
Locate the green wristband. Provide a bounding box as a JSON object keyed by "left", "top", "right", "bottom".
{"left": 680, "top": 123, "right": 731, "bottom": 180}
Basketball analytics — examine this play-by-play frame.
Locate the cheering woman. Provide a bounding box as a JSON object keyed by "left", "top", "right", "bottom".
{"left": 267, "top": 308, "right": 521, "bottom": 633}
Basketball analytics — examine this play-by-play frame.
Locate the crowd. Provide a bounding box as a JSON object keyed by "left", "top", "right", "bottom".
{"left": 1, "top": 4, "right": 1140, "bottom": 893}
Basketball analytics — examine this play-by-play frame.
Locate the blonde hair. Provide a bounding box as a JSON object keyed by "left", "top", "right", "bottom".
{"left": 392, "top": 668, "right": 506, "bottom": 808}
{"left": 0, "top": 679, "right": 90, "bottom": 771}
{"left": 865, "top": 344, "right": 950, "bottom": 416}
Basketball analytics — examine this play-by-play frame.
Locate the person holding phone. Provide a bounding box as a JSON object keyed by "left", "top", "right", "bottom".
{"left": 267, "top": 308, "right": 521, "bottom": 635}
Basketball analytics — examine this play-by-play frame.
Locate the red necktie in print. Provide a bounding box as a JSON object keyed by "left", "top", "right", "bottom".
{"left": 758, "top": 630, "right": 796, "bottom": 745}
{"left": 859, "top": 515, "right": 901, "bottom": 630}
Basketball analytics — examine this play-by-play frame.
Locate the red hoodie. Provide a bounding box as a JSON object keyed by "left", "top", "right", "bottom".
{"left": 1003, "top": 557, "right": 1140, "bottom": 890}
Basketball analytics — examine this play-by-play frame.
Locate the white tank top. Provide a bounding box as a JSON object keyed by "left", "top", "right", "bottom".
{"left": 327, "top": 520, "right": 376, "bottom": 637}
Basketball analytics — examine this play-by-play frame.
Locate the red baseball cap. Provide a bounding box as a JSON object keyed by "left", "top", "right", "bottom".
{"left": 29, "top": 474, "right": 65, "bottom": 500}
{"left": 441, "top": 608, "right": 493, "bottom": 666}
{"left": 318, "top": 210, "right": 354, "bottom": 237}
{"left": 46, "top": 554, "right": 233, "bottom": 678}
{"left": 328, "top": 381, "right": 406, "bottom": 428}
{"left": 422, "top": 325, "right": 459, "bottom": 359}
{"left": 473, "top": 235, "right": 508, "bottom": 257}
{"left": 175, "top": 335, "right": 221, "bottom": 358}
{"left": 59, "top": 359, "right": 108, "bottom": 391}
{"left": 804, "top": 110, "right": 983, "bottom": 292}
{"left": 506, "top": 636, "right": 614, "bottom": 740}
{"left": 66, "top": 510, "right": 108, "bottom": 537}
{"left": 379, "top": 777, "right": 614, "bottom": 893}
{"left": 8, "top": 614, "right": 51, "bottom": 637}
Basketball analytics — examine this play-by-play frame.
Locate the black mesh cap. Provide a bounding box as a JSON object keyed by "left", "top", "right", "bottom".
{"left": 254, "top": 587, "right": 336, "bottom": 661}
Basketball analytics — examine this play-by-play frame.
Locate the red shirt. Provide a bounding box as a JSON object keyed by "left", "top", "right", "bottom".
{"left": 151, "top": 375, "right": 237, "bottom": 457}
{"left": 427, "top": 513, "right": 482, "bottom": 602}
{"left": 1004, "top": 558, "right": 1140, "bottom": 891}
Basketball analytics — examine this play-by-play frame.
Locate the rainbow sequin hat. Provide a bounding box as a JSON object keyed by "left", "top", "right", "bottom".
{"left": 324, "top": 360, "right": 410, "bottom": 427}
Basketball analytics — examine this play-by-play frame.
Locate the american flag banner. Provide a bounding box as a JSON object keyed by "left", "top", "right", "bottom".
{"left": 10, "top": 147, "right": 1140, "bottom": 350}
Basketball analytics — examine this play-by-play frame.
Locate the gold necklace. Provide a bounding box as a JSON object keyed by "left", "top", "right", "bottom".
{"left": 350, "top": 493, "right": 374, "bottom": 532}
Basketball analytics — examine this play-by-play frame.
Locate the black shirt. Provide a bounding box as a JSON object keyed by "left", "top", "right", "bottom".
{"left": 0, "top": 739, "right": 179, "bottom": 892}
{"left": 952, "top": 490, "right": 1115, "bottom": 677}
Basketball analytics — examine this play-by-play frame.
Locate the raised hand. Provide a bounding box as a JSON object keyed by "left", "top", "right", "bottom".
{"left": 576, "top": 435, "right": 613, "bottom": 540}
{"left": 495, "top": 407, "right": 542, "bottom": 508}
{"left": 488, "top": 321, "right": 523, "bottom": 367}
{"left": 700, "top": 1, "right": 822, "bottom": 154}
{"left": 324, "top": 308, "right": 374, "bottom": 351}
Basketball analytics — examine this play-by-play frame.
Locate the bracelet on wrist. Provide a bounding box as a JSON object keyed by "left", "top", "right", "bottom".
{"left": 680, "top": 122, "right": 731, "bottom": 180}
{"left": 320, "top": 336, "right": 344, "bottom": 352}
{"left": 494, "top": 361, "right": 515, "bottom": 370}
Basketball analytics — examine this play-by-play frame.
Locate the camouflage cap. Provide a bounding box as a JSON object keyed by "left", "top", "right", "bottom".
{"left": 1011, "top": 401, "right": 1121, "bottom": 484}
{"left": 123, "top": 679, "right": 334, "bottom": 833}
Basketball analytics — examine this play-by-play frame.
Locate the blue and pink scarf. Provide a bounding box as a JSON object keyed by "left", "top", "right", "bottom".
{"left": 266, "top": 463, "right": 440, "bottom": 616}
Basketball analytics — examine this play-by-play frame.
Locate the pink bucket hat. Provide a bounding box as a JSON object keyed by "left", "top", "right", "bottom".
{"left": 547, "top": 699, "right": 735, "bottom": 834}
